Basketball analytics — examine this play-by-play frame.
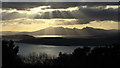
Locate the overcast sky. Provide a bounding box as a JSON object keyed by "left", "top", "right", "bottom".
{"left": 1, "top": 2, "right": 119, "bottom": 32}
{"left": 1, "top": 0, "right": 120, "bottom": 2}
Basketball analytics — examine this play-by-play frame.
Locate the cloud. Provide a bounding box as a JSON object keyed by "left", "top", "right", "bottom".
{"left": 2, "top": 5, "right": 119, "bottom": 24}
{"left": 2, "top": 2, "right": 80, "bottom": 10}
{"left": 2, "top": 2, "right": 119, "bottom": 10}
{"left": 2, "top": 6, "right": 79, "bottom": 20}
{"left": 75, "top": 7, "right": 119, "bottom": 24}
{"left": 1, "top": 18, "right": 119, "bottom": 32}
{"left": 2, "top": 0, "right": 120, "bottom": 2}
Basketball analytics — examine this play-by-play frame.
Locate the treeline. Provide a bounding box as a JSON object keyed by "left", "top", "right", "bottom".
{"left": 2, "top": 40, "right": 120, "bottom": 68}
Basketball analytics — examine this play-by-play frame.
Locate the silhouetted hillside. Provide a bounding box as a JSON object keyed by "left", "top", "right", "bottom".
{"left": 2, "top": 35, "right": 35, "bottom": 41}
{"left": 19, "top": 36, "right": 119, "bottom": 46}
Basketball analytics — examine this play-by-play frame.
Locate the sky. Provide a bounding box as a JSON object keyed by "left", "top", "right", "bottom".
{"left": 1, "top": 0, "right": 120, "bottom": 2}
{"left": 1, "top": 2, "right": 119, "bottom": 32}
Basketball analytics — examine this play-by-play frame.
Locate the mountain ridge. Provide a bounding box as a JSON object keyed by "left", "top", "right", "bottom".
{"left": 1, "top": 27, "right": 119, "bottom": 37}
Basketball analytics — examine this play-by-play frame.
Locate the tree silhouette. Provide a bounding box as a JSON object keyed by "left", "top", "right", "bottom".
{"left": 2, "top": 40, "right": 22, "bottom": 68}
{"left": 2, "top": 40, "right": 120, "bottom": 68}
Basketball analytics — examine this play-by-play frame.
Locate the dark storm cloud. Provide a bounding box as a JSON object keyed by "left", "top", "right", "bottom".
{"left": 75, "top": 8, "right": 119, "bottom": 24}
{"left": 2, "top": 2, "right": 47, "bottom": 10}
{"left": 2, "top": 0, "right": 120, "bottom": 2}
{"left": 2, "top": 12, "right": 25, "bottom": 20}
{"left": 34, "top": 11, "right": 75, "bottom": 19}
{"left": 2, "top": 2, "right": 119, "bottom": 24}
{"left": 34, "top": 7, "right": 119, "bottom": 24}
{"left": 2, "top": 6, "right": 119, "bottom": 24}
{"left": 2, "top": 2, "right": 81, "bottom": 10}
{"left": 2, "top": 2, "right": 119, "bottom": 10}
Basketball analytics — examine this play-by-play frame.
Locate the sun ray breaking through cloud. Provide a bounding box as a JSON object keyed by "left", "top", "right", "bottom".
{"left": 1, "top": 3, "right": 119, "bottom": 32}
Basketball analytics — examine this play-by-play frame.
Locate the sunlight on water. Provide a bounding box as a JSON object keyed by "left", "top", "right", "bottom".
{"left": 17, "top": 43, "right": 83, "bottom": 57}
{"left": 33, "top": 35, "right": 88, "bottom": 38}
{"left": 17, "top": 43, "right": 105, "bottom": 57}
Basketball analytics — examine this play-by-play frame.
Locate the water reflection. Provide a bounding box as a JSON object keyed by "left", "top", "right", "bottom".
{"left": 33, "top": 35, "right": 63, "bottom": 38}
{"left": 17, "top": 43, "right": 82, "bottom": 57}
{"left": 17, "top": 43, "right": 104, "bottom": 57}
{"left": 33, "top": 35, "right": 91, "bottom": 38}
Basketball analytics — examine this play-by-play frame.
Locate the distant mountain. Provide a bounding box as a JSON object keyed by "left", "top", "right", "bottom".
{"left": 27, "top": 27, "right": 119, "bottom": 37}
{"left": 28, "top": 27, "right": 82, "bottom": 35}
{"left": 1, "top": 27, "right": 119, "bottom": 38}
{"left": 17, "top": 27, "right": 119, "bottom": 46}
{"left": 1, "top": 27, "right": 118, "bottom": 45}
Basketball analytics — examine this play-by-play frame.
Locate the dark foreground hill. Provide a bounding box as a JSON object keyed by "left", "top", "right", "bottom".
{"left": 2, "top": 35, "right": 35, "bottom": 41}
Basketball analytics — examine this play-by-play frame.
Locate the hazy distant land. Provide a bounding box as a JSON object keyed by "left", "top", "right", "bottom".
{"left": 1, "top": 27, "right": 119, "bottom": 46}
{"left": 1, "top": 27, "right": 118, "bottom": 36}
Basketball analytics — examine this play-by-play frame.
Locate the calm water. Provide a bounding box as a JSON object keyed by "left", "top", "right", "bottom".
{"left": 33, "top": 35, "right": 90, "bottom": 38}
{"left": 17, "top": 43, "right": 84, "bottom": 57}
{"left": 17, "top": 43, "right": 103, "bottom": 57}
{"left": 33, "top": 35, "right": 63, "bottom": 38}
